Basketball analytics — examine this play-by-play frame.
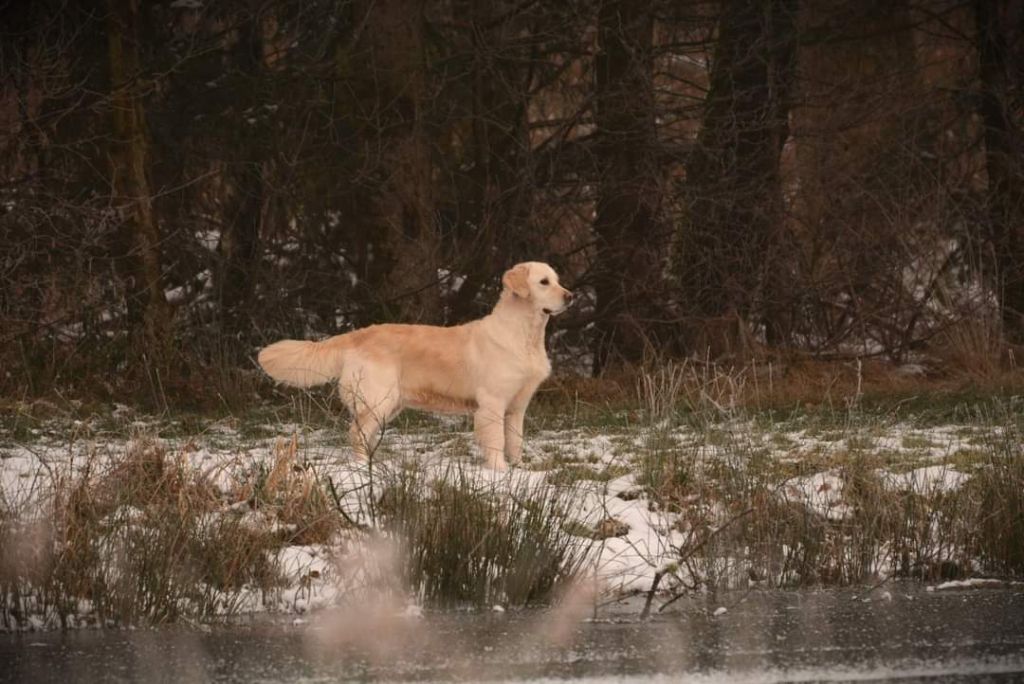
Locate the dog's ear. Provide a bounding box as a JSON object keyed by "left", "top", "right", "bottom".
{"left": 502, "top": 264, "right": 531, "bottom": 299}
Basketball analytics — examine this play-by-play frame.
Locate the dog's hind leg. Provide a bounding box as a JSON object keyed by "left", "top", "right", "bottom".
{"left": 340, "top": 368, "right": 401, "bottom": 460}
{"left": 348, "top": 394, "right": 400, "bottom": 459}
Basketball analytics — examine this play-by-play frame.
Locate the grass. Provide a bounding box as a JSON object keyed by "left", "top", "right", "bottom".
{"left": 1, "top": 429, "right": 595, "bottom": 627}
{"left": 1, "top": 439, "right": 289, "bottom": 629}
{"left": 2, "top": 358, "right": 1024, "bottom": 628}
{"left": 536, "top": 355, "right": 1024, "bottom": 428}
{"left": 636, "top": 406, "right": 1024, "bottom": 591}
{"left": 236, "top": 437, "right": 343, "bottom": 545}
{"left": 961, "top": 428, "right": 1024, "bottom": 574}
{"left": 366, "top": 461, "right": 592, "bottom": 608}
{"left": 901, "top": 434, "right": 940, "bottom": 449}
{"left": 545, "top": 463, "right": 630, "bottom": 486}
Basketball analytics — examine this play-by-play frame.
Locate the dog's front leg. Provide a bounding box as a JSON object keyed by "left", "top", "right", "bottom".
{"left": 504, "top": 408, "right": 526, "bottom": 465}
{"left": 504, "top": 384, "right": 538, "bottom": 466}
{"left": 474, "top": 400, "right": 508, "bottom": 470}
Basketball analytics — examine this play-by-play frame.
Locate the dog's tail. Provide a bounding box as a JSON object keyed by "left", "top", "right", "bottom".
{"left": 257, "top": 338, "right": 345, "bottom": 388}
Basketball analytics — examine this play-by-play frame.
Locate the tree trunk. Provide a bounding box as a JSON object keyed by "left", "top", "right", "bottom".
{"left": 357, "top": 0, "right": 441, "bottom": 323}
{"left": 974, "top": 0, "right": 1024, "bottom": 343}
{"left": 672, "top": 0, "right": 797, "bottom": 358}
{"left": 445, "top": 0, "right": 535, "bottom": 323}
{"left": 591, "top": 0, "right": 662, "bottom": 372}
{"left": 789, "top": 0, "right": 925, "bottom": 358}
{"left": 106, "top": 0, "right": 170, "bottom": 349}
{"left": 219, "top": 162, "right": 263, "bottom": 328}
{"left": 218, "top": 14, "right": 265, "bottom": 332}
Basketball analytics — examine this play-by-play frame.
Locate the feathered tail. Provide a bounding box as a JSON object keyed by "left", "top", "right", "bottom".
{"left": 257, "top": 338, "right": 345, "bottom": 388}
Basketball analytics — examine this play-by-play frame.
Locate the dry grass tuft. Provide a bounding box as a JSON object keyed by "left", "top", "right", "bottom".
{"left": 2, "top": 439, "right": 290, "bottom": 628}
{"left": 234, "top": 437, "right": 341, "bottom": 545}
{"left": 541, "top": 354, "right": 1024, "bottom": 423}
{"left": 931, "top": 317, "right": 1018, "bottom": 381}
{"left": 638, "top": 406, "right": 1024, "bottom": 592}
{"left": 960, "top": 425, "right": 1024, "bottom": 574}
{"left": 369, "top": 462, "right": 591, "bottom": 608}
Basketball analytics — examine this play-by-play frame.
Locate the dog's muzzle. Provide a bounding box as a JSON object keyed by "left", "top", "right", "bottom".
{"left": 543, "top": 290, "right": 574, "bottom": 316}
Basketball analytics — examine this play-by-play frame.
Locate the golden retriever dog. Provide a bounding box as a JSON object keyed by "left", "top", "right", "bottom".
{"left": 258, "top": 262, "right": 573, "bottom": 470}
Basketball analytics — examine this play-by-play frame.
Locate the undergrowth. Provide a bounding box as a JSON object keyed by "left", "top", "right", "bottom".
{"left": 1, "top": 436, "right": 594, "bottom": 628}
{"left": 1, "top": 439, "right": 288, "bottom": 629}
{"left": 633, "top": 393, "right": 1024, "bottom": 592}
{"left": 2, "top": 360, "right": 1023, "bottom": 628}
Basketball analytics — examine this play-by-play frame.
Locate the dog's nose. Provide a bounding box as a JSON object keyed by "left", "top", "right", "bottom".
{"left": 564, "top": 290, "right": 574, "bottom": 304}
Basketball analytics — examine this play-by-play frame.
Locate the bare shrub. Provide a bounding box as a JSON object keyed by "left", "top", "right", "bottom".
{"left": 931, "top": 316, "right": 1008, "bottom": 381}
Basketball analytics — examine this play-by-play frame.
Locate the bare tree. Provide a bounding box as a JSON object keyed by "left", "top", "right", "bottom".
{"left": 216, "top": 7, "right": 267, "bottom": 333}
{"left": 591, "top": 0, "right": 664, "bottom": 371}
{"left": 672, "top": 0, "right": 798, "bottom": 357}
{"left": 354, "top": 0, "right": 442, "bottom": 323}
{"left": 1, "top": 0, "right": 1018, "bottom": 401}
{"left": 439, "top": 0, "right": 540, "bottom": 323}
{"left": 105, "top": 0, "right": 171, "bottom": 350}
{"left": 974, "top": 0, "right": 1024, "bottom": 343}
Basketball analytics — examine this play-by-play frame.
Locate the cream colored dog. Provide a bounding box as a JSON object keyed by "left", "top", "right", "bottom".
{"left": 258, "top": 262, "right": 572, "bottom": 470}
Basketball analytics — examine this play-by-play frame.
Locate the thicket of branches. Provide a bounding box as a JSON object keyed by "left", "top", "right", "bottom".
{"left": 1, "top": 0, "right": 1022, "bottom": 402}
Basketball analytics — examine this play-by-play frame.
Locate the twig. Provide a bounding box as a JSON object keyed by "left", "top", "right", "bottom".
{"left": 326, "top": 475, "right": 369, "bottom": 530}
{"left": 640, "top": 567, "right": 667, "bottom": 619}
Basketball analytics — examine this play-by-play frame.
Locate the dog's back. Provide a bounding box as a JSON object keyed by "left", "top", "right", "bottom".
{"left": 259, "top": 321, "right": 480, "bottom": 403}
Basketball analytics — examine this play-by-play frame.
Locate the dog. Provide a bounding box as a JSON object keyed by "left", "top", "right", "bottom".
{"left": 257, "top": 262, "right": 572, "bottom": 470}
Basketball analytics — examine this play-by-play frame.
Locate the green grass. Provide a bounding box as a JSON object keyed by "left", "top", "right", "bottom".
{"left": 545, "top": 463, "right": 630, "bottom": 486}
{"left": 901, "top": 434, "right": 940, "bottom": 450}
{"left": 948, "top": 448, "right": 991, "bottom": 472}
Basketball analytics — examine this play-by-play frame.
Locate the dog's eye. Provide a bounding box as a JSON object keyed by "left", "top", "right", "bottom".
{"left": 540, "top": 278, "right": 550, "bottom": 286}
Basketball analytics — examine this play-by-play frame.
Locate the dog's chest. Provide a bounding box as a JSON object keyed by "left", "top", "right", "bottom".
{"left": 514, "top": 350, "right": 551, "bottom": 389}
{"left": 530, "top": 353, "right": 552, "bottom": 381}
{"left": 488, "top": 349, "right": 550, "bottom": 394}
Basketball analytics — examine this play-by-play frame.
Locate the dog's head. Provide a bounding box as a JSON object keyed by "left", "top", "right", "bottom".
{"left": 502, "top": 262, "right": 573, "bottom": 315}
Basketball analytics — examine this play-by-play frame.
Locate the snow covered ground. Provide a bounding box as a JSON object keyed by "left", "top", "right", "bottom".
{"left": 0, "top": 405, "right": 1012, "bottom": 629}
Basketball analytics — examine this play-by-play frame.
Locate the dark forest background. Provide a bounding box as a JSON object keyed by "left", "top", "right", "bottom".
{"left": 1, "top": 0, "right": 1022, "bottom": 407}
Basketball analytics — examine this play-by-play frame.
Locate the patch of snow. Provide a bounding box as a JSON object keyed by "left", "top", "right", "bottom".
{"left": 195, "top": 230, "right": 220, "bottom": 251}
{"left": 164, "top": 285, "right": 187, "bottom": 304}
{"left": 401, "top": 604, "right": 423, "bottom": 618}
{"left": 782, "top": 470, "right": 849, "bottom": 520}
{"left": 931, "top": 578, "right": 1019, "bottom": 591}
{"left": 880, "top": 465, "right": 967, "bottom": 493}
